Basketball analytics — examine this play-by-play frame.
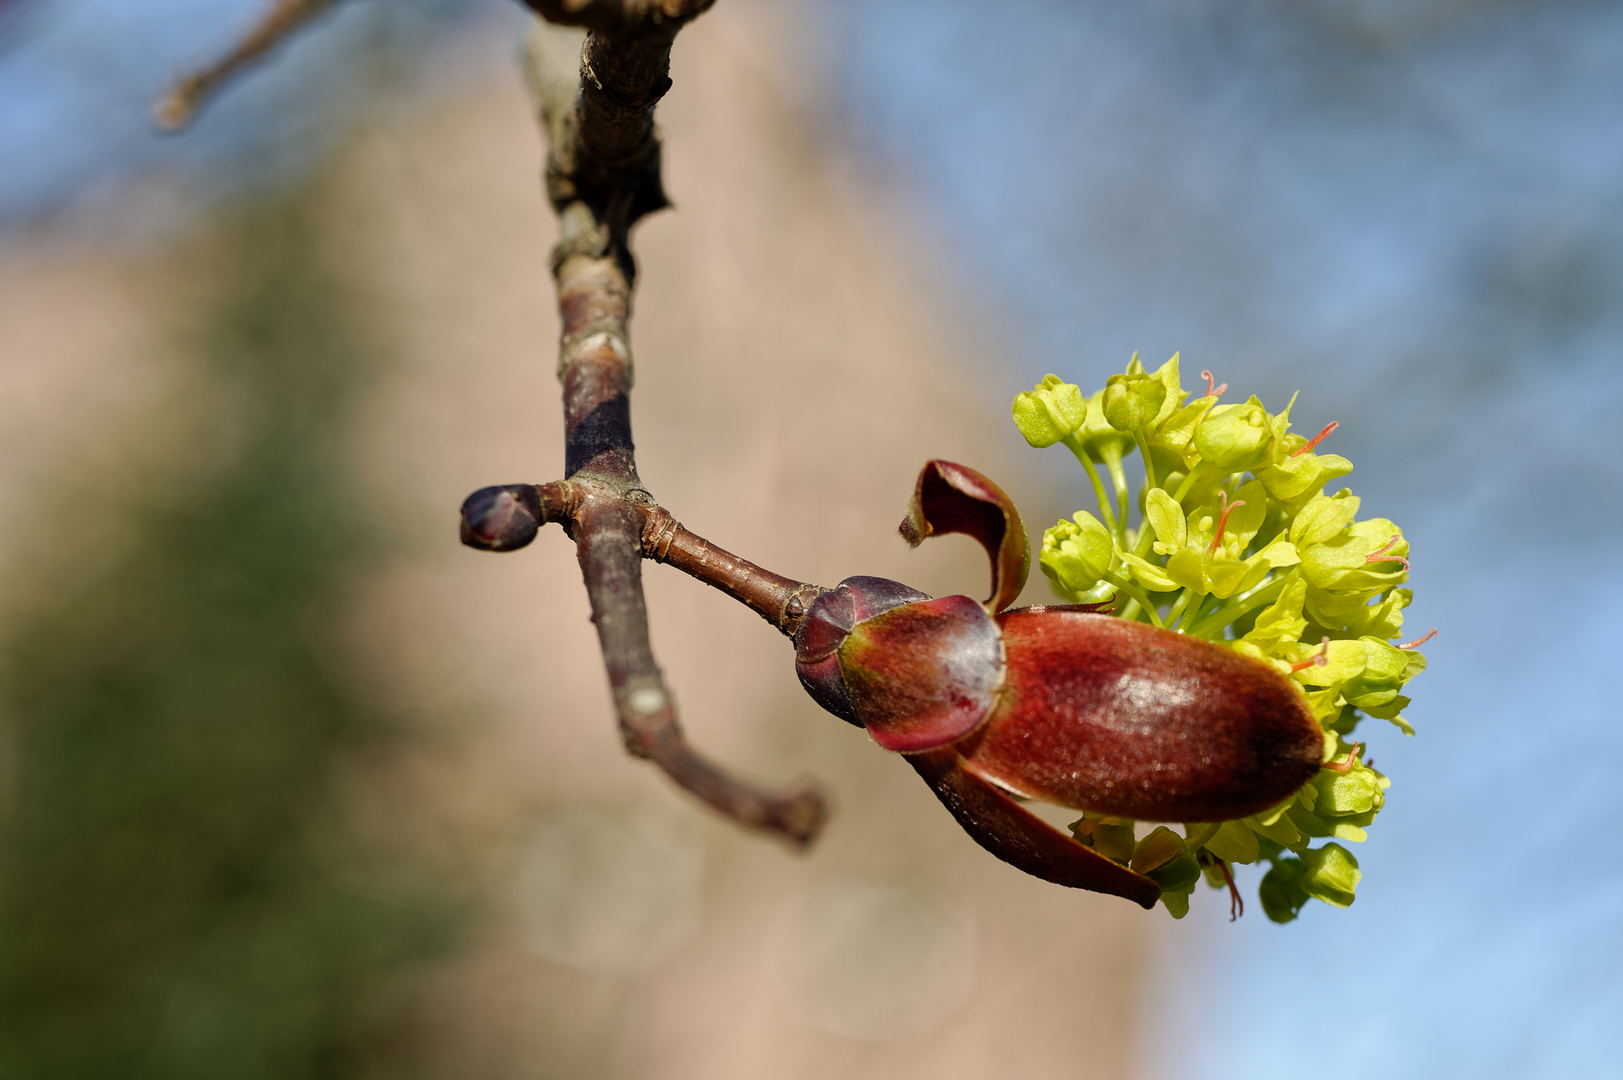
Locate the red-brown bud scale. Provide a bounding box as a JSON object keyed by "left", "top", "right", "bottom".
{"left": 791, "top": 460, "right": 1324, "bottom": 908}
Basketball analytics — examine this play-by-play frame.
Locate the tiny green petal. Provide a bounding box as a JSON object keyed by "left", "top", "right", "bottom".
{"left": 1132, "top": 826, "right": 1202, "bottom": 892}
{"left": 1259, "top": 858, "right": 1310, "bottom": 923}
{"left": 1245, "top": 807, "right": 1304, "bottom": 848}
{"left": 1182, "top": 822, "right": 1221, "bottom": 850}
{"left": 1146, "top": 353, "right": 1188, "bottom": 428}
{"left": 1117, "top": 549, "right": 1180, "bottom": 592}
{"left": 1290, "top": 490, "right": 1361, "bottom": 547}
{"left": 1258, "top": 448, "right": 1356, "bottom": 504}
{"left": 1291, "top": 639, "right": 1368, "bottom": 689}
{"left": 1071, "top": 816, "right": 1137, "bottom": 865}
{"left": 1130, "top": 825, "right": 1187, "bottom": 874}
{"left": 1204, "top": 819, "right": 1261, "bottom": 864}
{"left": 1160, "top": 887, "right": 1193, "bottom": 919}
{"left": 1145, "top": 488, "right": 1187, "bottom": 556}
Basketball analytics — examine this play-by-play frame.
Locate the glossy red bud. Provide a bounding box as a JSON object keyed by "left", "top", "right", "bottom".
{"left": 838, "top": 594, "right": 1003, "bottom": 752}
{"left": 959, "top": 608, "right": 1323, "bottom": 823}
{"left": 791, "top": 459, "right": 1326, "bottom": 907}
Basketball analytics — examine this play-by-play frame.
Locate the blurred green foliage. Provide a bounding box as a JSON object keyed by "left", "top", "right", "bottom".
{"left": 0, "top": 199, "right": 453, "bottom": 1078}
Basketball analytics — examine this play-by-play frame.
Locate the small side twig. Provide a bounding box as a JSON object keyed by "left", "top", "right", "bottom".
{"left": 152, "top": 0, "right": 344, "bottom": 132}
{"left": 498, "top": 2, "right": 829, "bottom": 845}
{"left": 462, "top": 479, "right": 829, "bottom": 844}
{"left": 152, "top": 0, "right": 833, "bottom": 846}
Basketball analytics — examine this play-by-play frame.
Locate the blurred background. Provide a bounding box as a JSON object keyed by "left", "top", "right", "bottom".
{"left": 0, "top": 0, "right": 1618, "bottom": 1077}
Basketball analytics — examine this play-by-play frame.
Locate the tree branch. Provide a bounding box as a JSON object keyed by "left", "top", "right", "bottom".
{"left": 152, "top": 0, "right": 344, "bottom": 133}
{"left": 462, "top": 482, "right": 824, "bottom": 639}
{"left": 151, "top": 0, "right": 833, "bottom": 846}
{"left": 481, "top": 9, "right": 830, "bottom": 845}
{"left": 461, "top": 476, "right": 829, "bottom": 843}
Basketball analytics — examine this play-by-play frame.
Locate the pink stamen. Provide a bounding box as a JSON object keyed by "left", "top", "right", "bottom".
{"left": 1323, "top": 742, "right": 1363, "bottom": 773}
{"left": 1397, "top": 628, "right": 1438, "bottom": 650}
{"left": 1288, "top": 637, "right": 1331, "bottom": 673}
{"left": 1290, "top": 420, "right": 1339, "bottom": 457}
{"left": 1207, "top": 490, "right": 1246, "bottom": 553}
{"left": 1201, "top": 370, "right": 1228, "bottom": 398}
{"left": 1364, "top": 534, "right": 1409, "bottom": 571}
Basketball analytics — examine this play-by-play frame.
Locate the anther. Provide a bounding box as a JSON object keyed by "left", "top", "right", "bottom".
{"left": 1207, "top": 490, "right": 1246, "bottom": 553}
{"left": 1290, "top": 420, "right": 1339, "bottom": 458}
{"left": 1323, "top": 742, "right": 1363, "bottom": 773}
{"left": 1364, "top": 534, "right": 1409, "bottom": 571}
{"left": 1200, "top": 370, "right": 1228, "bottom": 398}
{"left": 1397, "top": 628, "right": 1437, "bottom": 650}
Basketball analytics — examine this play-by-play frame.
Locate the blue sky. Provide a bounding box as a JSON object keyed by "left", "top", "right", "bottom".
{"left": 813, "top": 2, "right": 1623, "bottom": 1074}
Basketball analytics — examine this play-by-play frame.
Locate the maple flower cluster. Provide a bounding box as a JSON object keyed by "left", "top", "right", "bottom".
{"left": 1012, "top": 356, "right": 1429, "bottom": 921}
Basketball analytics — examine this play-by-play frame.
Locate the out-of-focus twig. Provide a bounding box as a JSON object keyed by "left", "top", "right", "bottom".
{"left": 152, "top": 0, "right": 343, "bottom": 133}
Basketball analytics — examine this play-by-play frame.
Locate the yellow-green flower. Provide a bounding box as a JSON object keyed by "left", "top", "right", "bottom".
{"left": 1102, "top": 353, "right": 1183, "bottom": 433}
{"left": 1194, "top": 398, "right": 1275, "bottom": 472}
{"left": 1013, "top": 374, "right": 1089, "bottom": 447}
{"left": 1039, "top": 511, "right": 1115, "bottom": 596}
{"left": 1009, "top": 353, "right": 1429, "bottom": 922}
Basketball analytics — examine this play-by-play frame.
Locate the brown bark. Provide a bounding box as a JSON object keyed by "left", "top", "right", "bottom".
{"left": 155, "top": 0, "right": 833, "bottom": 846}
{"left": 506, "top": 8, "right": 830, "bottom": 845}
{"left": 152, "top": 0, "right": 343, "bottom": 132}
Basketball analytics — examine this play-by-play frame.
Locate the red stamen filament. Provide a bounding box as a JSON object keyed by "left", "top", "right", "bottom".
{"left": 1397, "top": 628, "right": 1438, "bottom": 650}
{"left": 1290, "top": 420, "right": 1339, "bottom": 457}
{"left": 1200, "top": 370, "right": 1228, "bottom": 398}
{"left": 1364, "top": 534, "right": 1409, "bottom": 571}
{"left": 1288, "top": 637, "right": 1331, "bottom": 672}
{"left": 1323, "top": 742, "right": 1363, "bottom": 773}
{"left": 1207, "top": 491, "right": 1246, "bottom": 553}
{"left": 1214, "top": 856, "right": 1243, "bottom": 921}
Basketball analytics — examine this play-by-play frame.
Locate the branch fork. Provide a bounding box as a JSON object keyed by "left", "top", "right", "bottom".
{"left": 462, "top": 477, "right": 831, "bottom": 845}
{"left": 156, "top": 0, "right": 831, "bottom": 846}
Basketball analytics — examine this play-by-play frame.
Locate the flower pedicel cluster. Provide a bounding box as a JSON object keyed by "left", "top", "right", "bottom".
{"left": 1012, "top": 355, "right": 1430, "bottom": 920}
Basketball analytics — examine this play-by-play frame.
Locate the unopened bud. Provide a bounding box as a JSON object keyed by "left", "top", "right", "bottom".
{"left": 1297, "top": 843, "right": 1361, "bottom": 907}
{"left": 1012, "top": 375, "right": 1088, "bottom": 447}
{"left": 1102, "top": 371, "right": 1168, "bottom": 433}
{"left": 460, "top": 484, "right": 542, "bottom": 552}
{"left": 1040, "top": 511, "right": 1114, "bottom": 595}
{"left": 1193, "top": 401, "right": 1274, "bottom": 472}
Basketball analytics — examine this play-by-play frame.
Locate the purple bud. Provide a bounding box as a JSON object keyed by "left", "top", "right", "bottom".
{"left": 460, "top": 485, "right": 542, "bottom": 552}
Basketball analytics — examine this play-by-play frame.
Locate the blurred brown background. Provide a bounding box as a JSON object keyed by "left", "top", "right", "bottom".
{"left": 9, "top": 0, "right": 1623, "bottom": 1076}
{"left": 0, "top": 4, "right": 1151, "bottom": 1076}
